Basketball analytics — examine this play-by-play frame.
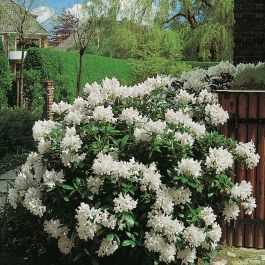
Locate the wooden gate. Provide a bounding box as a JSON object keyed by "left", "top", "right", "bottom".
{"left": 218, "top": 90, "right": 265, "bottom": 249}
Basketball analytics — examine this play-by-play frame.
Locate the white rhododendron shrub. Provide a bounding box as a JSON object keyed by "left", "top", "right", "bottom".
{"left": 8, "top": 64, "right": 259, "bottom": 265}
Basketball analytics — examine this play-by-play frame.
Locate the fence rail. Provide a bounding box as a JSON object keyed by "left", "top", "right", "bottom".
{"left": 218, "top": 90, "right": 265, "bottom": 249}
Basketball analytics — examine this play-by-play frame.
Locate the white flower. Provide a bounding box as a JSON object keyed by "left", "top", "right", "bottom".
{"left": 154, "top": 188, "right": 174, "bottom": 215}
{"left": 174, "top": 132, "right": 194, "bottom": 147}
{"left": 200, "top": 207, "right": 216, "bottom": 226}
{"left": 147, "top": 211, "right": 184, "bottom": 242}
{"left": 76, "top": 202, "right": 116, "bottom": 241}
{"left": 38, "top": 139, "right": 51, "bottom": 154}
{"left": 205, "top": 147, "right": 233, "bottom": 173}
{"left": 197, "top": 89, "right": 218, "bottom": 104}
{"left": 43, "top": 169, "right": 65, "bottom": 188}
{"left": 64, "top": 109, "right": 83, "bottom": 125}
{"left": 208, "top": 61, "right": 236, "bottom": 77}
{"left": 230, "top": 180, "right": 252, "bottom": 200}
{"left": 32, "top": 120, "right": 58, "bottom": 141}
{"left": 205, "top": 104, "right": 229, "bottom": 126}
{"left": 97, "top": 238, "right": 119, "bottom": 257}
{"left": 58, "top": 234, "right": 74, "bottom": 255}
{"left": 113, "top": 193, "right": 137, "bottom": 213}
{"left": 51, "top": 101, "right": 71, "bottom": 115}
{"left": 170, "top": 187, "right": 191, "bottom": 205}
{"left": 8, "top": 188, "right": 19, "bottom": 209}
{"left": 23, "top": 187, "right": 46, "bottom": 217}
{"left": 207, "top": 222, "right": 222, "bottom": 243}
{"left": 93, "top": 105, "right": 117, "bottom": 123}
{"left": 175, "top": 89, "right": 195, "bottom": 104}
{"left": 140, "top": 163, "right": 162, "bottom": 191}
{"left": 242, "top": 197, "right": 256, "bottom": 215}
{"left": 119, "top": 107, "right": 142, "bottom": 124}
{"left": 177, "top": 247, "right": 197, "bottom": 265}
{"left": 44, "top": 219, "right": 68, "bottom": 239}
{"left": 61, "top": 127, "right": 82, "bottom": 152}
{"left": 183, "top": 224, "right": 206, "bottom": 247}
{"left": 87, "top": 177, "right": 104, "bottom": 195}
{"left": 235, "top": 141, "right": 260, "bottom": 169}
{"left": 223, "top": 202, "right": 240, "bottom": 222}
{"left": 177, "top": 158, "right": 201, "bottom": 179}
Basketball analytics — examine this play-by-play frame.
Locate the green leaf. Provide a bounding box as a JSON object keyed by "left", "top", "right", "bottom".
{"left": 62, "top": 184, "right": 74, "bottom": 190}
{"left": 124, "top": 213, "right": 135, "bottom": 227}
{"left": 63, "top": 196, "right": 69, "bottom": 202}
{"left": 122, "top": 240, "right": 133, "bottom": 247}
{"left": 106, "top": 233, "right": 114, "bottom": 242}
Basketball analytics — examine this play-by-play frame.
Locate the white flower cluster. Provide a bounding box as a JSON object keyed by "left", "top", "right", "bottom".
{"left": 174, "top": 132, "right": 194, "bottom": 147}
{"left": 60, "top": 126, "right": 86, "bottom": 167}
{"left": 228, "top": 180, "right": 256, "bottom": 217}
{"left": 199, "top": 207, "right": 217, "bottom": 226}
{"left": 205, "top": 104, "right": 229, "bottom": 126}
{"left": 97, "top": 238, "right": 119, "bottom": 257}
{"left": 23, "top": 187, "right": 46, "bottom": 217}
{"left": 205, "top": 147, "right": 233, "bottom": 173}
{"left": 134, "top": 119, "right": 167, "bottom": 142}
{"left": 84, "top": 76, "right": 172, "bottom": 103}
{"left": 76, "top": 202, "right": 117, "bottom": 241}
{"left": 235, "top": 141, "right": 260, "bottom": 169}
{"left": 165, "top": 109, "right": 206, "bottom": 139}
{"left": 177, "top": 158, "right": 202, "bottom": 179}
{"left": 43, "top": 169, "right": 65, "bottom": 188}
{"left": 113, "top": 193, "right": 138, "bottom": 213}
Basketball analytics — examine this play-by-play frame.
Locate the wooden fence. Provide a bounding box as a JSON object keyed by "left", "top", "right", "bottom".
{"left": 218, "top": 90, "right": 265, "bottom": 249}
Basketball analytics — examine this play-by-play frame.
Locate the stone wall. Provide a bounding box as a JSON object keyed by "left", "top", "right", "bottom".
{"left": 234, "top": 0, "right": 265, "bottom": 64}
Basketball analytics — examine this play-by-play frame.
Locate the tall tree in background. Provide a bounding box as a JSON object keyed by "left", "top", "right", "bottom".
{"left": 148, "top": 0, "right": 234, "bottom": 61}
{"left": 50, "top": 9, "right": 78, "bottom": 46}
{"left": 72, "top": 0, "right": 108, "bottom": 96}
{"left": 1, "top": 0, "right": 44, "bottom": 107}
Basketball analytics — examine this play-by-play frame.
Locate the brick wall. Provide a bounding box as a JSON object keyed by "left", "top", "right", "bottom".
{"left": 234, "top": 0, "right": 265, "bottom": 64}
{"left": 41, "top": 80, "right": 54, "bottom": 120}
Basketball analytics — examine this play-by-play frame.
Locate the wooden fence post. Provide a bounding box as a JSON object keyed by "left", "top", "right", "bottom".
{"left": 41, "top": 80, "right": 54, "bottom": 120}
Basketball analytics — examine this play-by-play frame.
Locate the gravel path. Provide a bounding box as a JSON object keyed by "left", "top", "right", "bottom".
{"left": 213, "top": 246, "right": 265, "bottom": 265}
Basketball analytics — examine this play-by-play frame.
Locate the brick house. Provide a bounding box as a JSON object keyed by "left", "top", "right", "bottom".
{"left": 0, "top": 0, "right": 49, "bottom": 75}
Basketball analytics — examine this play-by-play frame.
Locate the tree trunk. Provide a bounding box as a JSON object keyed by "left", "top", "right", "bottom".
{"left": 18, "top": 41, "right": 25, "bottom": 107}
{"left": 77, "top": 49, "right": 85, "bottom": 97}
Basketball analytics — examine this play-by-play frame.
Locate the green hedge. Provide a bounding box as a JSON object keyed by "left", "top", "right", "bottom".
{"left": 179, "top": 61, "right": 218, "bottom": 69}
{"left": 0, "top": 108, "right": 37, "bottom": 155}
{"left": 25, "top": 48, "right": 134, "bottom": 102}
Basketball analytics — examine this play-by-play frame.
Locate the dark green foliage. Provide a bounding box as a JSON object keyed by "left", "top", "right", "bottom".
{"left": 0, "top": 205, "right": 62, "bottom": 265}
{"left": 180, "top": 61, "right": 218, "bottom": 69}
{"left": 25, "top": 48, "right": 134, "bottom": 103}
{"left": 0, "top": 108, "right": 38, "bottom": 155}
{"left": 0, "top": 41, "right": 12, "bottom": 109}
{"left": 0, "top": 151, "right": 28, "bottom": 175}
{"left": 24, "top": 70, "right": 44, "bottom": 116}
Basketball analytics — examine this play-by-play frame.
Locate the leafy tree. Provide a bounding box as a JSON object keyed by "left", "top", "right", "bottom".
{"left": 0, "top": 41, "right": 12, "bottom": 109}
{"left": 49, "top": 9, "right": 78, "bottom": 46}
{"left": 141, "top": 0, "right": 234, "bottom": 61}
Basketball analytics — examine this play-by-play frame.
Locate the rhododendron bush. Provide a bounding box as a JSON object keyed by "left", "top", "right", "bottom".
{"left": 8, "top": 62, "right": 259, "bottom": 265}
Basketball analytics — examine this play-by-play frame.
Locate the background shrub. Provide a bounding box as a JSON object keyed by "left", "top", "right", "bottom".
{"left": 0, "top": 108, "right": 38, "bottom": 155}
{"left": 24, "top": 48, "right": 134, "bottom": 103}
{"left": 0, "top": 41, "right": 12, "bottom": 109}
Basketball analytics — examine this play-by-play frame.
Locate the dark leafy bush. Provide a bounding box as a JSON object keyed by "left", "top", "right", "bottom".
{"left": 0, "top": 205, "right": 63, "bottom": 265}
{"left": 0, "top": 41, "right": 12, "bottom": 109}
{"left": 0, "top": 108, "right": 38, "bottom": 155}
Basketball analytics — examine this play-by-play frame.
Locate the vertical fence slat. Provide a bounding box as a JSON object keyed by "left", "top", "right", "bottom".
{"left": 255, "top": 93, "right": 265, "bottom": 248}
{"left": 226, "top": 93, "right": 238, "bottom": 246}
{"left": 234, "top": 93, "right": 248, "bottom": 247}
{"left": 245, "top": 93, "right": 258, "bottom": 247}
